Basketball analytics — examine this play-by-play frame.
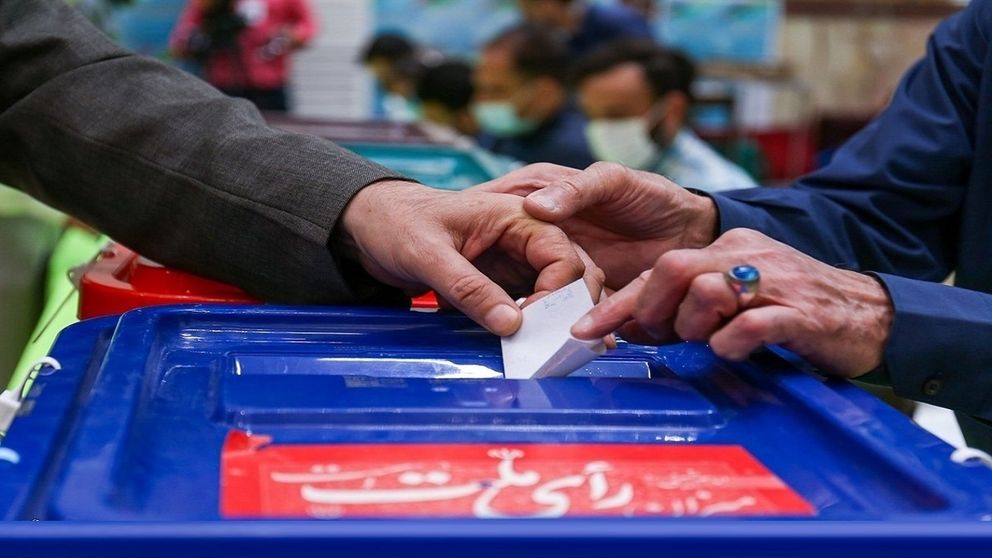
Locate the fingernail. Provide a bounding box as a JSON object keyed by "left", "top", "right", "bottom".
{"left": 571, "top": 314, "right": 596, "bottom": 339}
{"left": 487, "top": 304, "right": 520, "bottom": 336}
{"left": 528, "top": 191, "right": 559, "bottom": 213}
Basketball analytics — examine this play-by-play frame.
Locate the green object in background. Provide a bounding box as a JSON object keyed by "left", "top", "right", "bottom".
{"left": 341, "top": 143, "right": 509, "bottom": 191}
{"left": 7, "top": 228, "right": 105, "bottom": 394}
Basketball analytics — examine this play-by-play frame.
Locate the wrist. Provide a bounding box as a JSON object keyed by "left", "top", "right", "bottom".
{"left": 849, "top": 272, "right": 895, "bottom": 376}
{"left": 682, "top": 193, "right": 719, "bottom": 250}
{"left": 336, "top": 179, "right": 425, "bottom": 262}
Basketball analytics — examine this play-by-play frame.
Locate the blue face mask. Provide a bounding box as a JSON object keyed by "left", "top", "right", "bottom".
{"left": 471, "top": 101, "right": 539, "bottom": 138}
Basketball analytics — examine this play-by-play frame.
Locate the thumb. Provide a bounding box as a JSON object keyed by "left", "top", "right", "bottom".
{"left": 419, "top": 245, "right": 523, "bottom": 336}
{"left": 524, "top": 162, "right": 631, "bottom": 222}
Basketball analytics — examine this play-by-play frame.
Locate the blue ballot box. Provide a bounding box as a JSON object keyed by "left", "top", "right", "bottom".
{"left": 1, "top": 305, "right": 992, "bottom": 557}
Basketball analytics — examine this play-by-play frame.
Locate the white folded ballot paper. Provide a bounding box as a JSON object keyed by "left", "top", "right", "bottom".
{"left": 500, "top": 278, "right": 607, "bottom": 379}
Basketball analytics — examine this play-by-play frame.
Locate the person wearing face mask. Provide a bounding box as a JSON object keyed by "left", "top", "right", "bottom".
{"left": 575, "top": 40, "right": 756, "bottom": 192}
{"left": 415, "top": 59, "right": 480, "bottom": 139}
{"left": 358, "top": 33, "right": 435, "bottom": 122}
{"left": 472, "top": 24, "right": 596, "bottom": 170}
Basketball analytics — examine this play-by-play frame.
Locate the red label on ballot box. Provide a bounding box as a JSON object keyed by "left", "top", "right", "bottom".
{"left": 221, "top": 431, "right": 814, "bottom": 519}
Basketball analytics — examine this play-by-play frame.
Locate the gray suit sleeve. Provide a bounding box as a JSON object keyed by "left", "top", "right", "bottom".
{"left": 0, "top": 0, "right": 408, "bottom": 304}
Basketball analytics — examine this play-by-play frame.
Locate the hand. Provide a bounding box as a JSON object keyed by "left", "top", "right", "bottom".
{"left": 338, "top": 180, "right": 603, "bottom": 336}
{"left": 474, "top": 162, "right": 718, "bottom": 290}
{"left": 572, "top": 228, "right": 894, "bottom": 378}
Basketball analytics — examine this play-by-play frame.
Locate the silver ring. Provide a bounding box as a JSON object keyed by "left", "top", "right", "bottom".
{"left": 725, "top": 264, "right": 760, "bottom": 306}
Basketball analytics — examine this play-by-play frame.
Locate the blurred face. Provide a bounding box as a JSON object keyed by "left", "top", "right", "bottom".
{"left": 366, "top": 58, "right": 414, "bottom": 96}
{"left": 579, "top": 62, "right": 673, "bottom": 168}
{"left": 473, "top": 47, "right": 535, "bottom": 116}
{"left": 422, "top": 101, "right": 478, "bottom": 136}
{"left": 579, "top": 63, "right": 655, "bottom": 120}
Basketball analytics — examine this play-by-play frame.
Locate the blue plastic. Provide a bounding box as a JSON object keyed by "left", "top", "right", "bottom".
{"left": 340, "top": 143, "right": 503, "bottom": 190}
{"left": 2, "top": 305, "right": 992, "bottom": 555}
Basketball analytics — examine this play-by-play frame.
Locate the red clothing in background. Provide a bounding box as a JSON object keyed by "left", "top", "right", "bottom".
{"left": 170, "top": 0, "right": 317, "bottom": 91}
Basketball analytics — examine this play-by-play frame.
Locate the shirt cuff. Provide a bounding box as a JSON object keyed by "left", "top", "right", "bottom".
{"left": 872, "top": 273, "right": 992, "bottom": 420}
{"left": 708, "top": 192, "right": 770, "bottom": 235}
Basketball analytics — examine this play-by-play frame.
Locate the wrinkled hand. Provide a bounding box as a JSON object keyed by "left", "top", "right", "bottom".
{"left": 474, "top": 162, "right": 718, "bottom": 290}
{"left": 572, "top": 229, "right": 894, "bottom": 378}
{"left": 339, "top": 180, "right": 603, "bottom": 336}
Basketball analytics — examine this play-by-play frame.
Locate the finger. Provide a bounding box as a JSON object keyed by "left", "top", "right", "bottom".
{"left": 470, "top": 163, "right": 578, "bottom": 195}
{"left": 673, "top": 272, "right": 739, "bottom": 341}
{"left": 522, "top": 162, "right": 622, "bottom": 222}
{"left": 709, "top": 306, "right": 803, "bottom": 361}
{"left": 417, "top": 244, "right": 523, "bottom": 336}
{"left": 574, "top": 243, "right": 607, "bottom": 304}
{"left": 508, "top": 221, "right": 587, "bottom": 301}
{"left": 570, "top": 271, "right": 650, "bottom": 340}
{"left": 633, "top": 249, "right": 726, "bottom": 340}
{"left": 523, "top": 162, "right": 664, "bottom": 222}
{"left": 516, "top": 243, "right": 601, "bottom": 308}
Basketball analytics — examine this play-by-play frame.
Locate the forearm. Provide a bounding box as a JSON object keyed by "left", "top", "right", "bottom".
{"left": 0, "top": 0, "right": 406, "bottom": 303}
{"left": 710, "top": 189, "right": 953, "bottom": 282}
{"left": 706, "top": 3, "right": 987, "bottom": 283}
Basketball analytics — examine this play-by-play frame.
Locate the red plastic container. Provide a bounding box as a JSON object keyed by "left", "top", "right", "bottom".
{"left": 78, "top": 244, "right": 439, "bottom": 319}
{"left": 78, "top": 244, "right": 259, "bottom": 319}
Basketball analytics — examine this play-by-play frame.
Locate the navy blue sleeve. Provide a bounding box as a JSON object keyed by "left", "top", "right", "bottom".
{"left": 712, "top": 1, "right": 986, "bottom": 281}
{"left": 872, "top": 274, "right": 992, "bottom": 422}
{"left": 704, "top": 2, "right": 992, "bottom": 412}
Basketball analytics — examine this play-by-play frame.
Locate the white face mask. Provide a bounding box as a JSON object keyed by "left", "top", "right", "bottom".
{"left": 584, "top": 117, "right": 659, "bottom": 169}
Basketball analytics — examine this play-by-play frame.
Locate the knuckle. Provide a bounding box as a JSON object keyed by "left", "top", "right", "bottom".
{"left": 591, "top": 265, "right": 607, "bottom": 285}
{"left": 689, "top": 275, "right": 728, "bottom": 307}
{"left": 656, "top": 250, "right": 690, "bottom": 277}
{"left": 589, "top": 160, "right": 628, "bottom": 177}
{"left": 734, "top": 312, "right": 767, "bottom": 339}
{"left": 446, "top": 273, "right": 492, "bottom": 305}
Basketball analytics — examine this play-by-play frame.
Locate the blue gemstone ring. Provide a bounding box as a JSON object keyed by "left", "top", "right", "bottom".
{"left": 725, "top": 264, "right": 761, "bottom": 306}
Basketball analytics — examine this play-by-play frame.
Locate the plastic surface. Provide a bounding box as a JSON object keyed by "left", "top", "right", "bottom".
{"left": 2, "top": 305, "right": 992, "bottom": 555}
{"left": 0, "top": 316, "right": 118, "bottom": 520}
{"left": 77, "top": 244, "right": 259, "bottom": 319}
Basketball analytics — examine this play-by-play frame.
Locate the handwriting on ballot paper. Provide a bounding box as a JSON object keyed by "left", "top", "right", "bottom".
{"left": 501, "top": 279, "right": 605, "bottom": 379}
{"left": 221, "top": 433, "right": 815, "bottom": 518}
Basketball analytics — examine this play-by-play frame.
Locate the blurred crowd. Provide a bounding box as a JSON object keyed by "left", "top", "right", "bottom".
{"left": 166, "top": 0, "right": 758, "bottom": 193}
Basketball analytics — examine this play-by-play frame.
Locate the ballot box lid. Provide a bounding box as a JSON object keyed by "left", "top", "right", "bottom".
{"left": 2, "top": 305, "right": 992, "bottom": 555}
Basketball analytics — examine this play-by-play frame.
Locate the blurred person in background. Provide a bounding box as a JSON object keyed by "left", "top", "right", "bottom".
{"left": 358, "top": 33, "right": 444, "bottom": 122}
{"left": 5, "top": 0, "right": 605, "bottom": 340}
{"left": 473, "top": 24, "right": 595, "bottom": 169}
{"left": 574, "top": 39, "right": 756, "bottom": 192}
{"left": 415, "top": 59, "right": 480, "bottom": 138}
{"left": 516, "top": 0, "right": 651, "bottom": 56}
{"left": 170, "top": 0, "right": 316, "bottom": 111}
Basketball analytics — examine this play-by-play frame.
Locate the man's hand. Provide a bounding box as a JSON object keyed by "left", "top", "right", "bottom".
{"left": 572, "top": 229, "right": 894, "bottom": 378}
{"left": 474, "top": 162, "right": 718, "bottom": 290}
{"left": 338, "top": 180, "right": 602, "bottom": 336}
